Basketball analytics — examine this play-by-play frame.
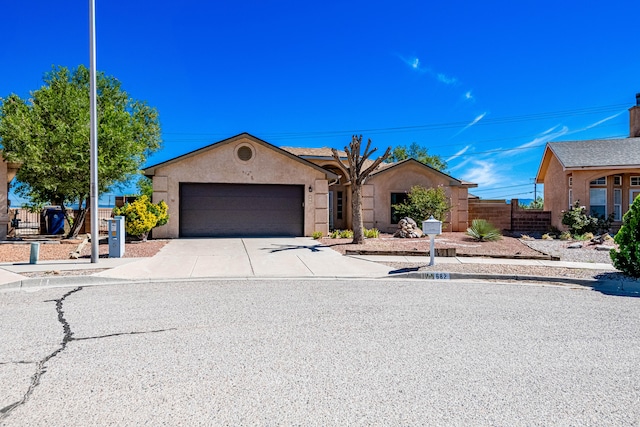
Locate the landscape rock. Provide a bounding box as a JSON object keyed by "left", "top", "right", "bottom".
{"left": 393, "top": 217, "right": 423, "bottom": 238}
{"left": 595, "top": 245, "right": 615, "bottom": 251}
{"left": 567, "top": 242, "right": 583, "bottom": 249}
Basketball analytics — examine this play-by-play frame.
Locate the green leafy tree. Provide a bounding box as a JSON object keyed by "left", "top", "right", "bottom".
{"left": 392, "top": 185, "right": 452, "bottom": 225}
{"left": 610, "top": 196, "right": 640, "bottom": 278}
{"left": 137, "top": 175, "right": 154, "bottom": 199}
{"left": 0, "top": 65, "right": 161, "bottom": 237}
{"left": 386, "top": 142, "right": 447, "bottom": 171}
{"left": 113, "top": 195, "right": 168, "bottom": 241}
{"left": 331, "top": 135, "right": 391, "bottom": 244}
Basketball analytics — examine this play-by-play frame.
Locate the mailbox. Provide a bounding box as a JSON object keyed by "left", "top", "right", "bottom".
{"left": 422, "top": 216, "right": 442, "bottom": 236}
{"left": 107, "top": 216, "right": 125, "bottom": 258}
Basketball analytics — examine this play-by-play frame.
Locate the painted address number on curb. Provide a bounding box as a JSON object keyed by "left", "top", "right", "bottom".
{"left": 422, "top": 272, "right": 450, "bottom": 280}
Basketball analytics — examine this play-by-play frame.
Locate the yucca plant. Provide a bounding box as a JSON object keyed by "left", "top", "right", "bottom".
{"left": 466, "top": 219, "right": 502, "bottom": 242}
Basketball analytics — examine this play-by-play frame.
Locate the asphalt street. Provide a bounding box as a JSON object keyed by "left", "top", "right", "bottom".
{"left": 1, "top": 279, "right": 639, "bottom": 426}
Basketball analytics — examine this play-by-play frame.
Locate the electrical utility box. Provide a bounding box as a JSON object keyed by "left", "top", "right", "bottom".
{"left": 108, "top": 216, "right": 125, "bottom": 258}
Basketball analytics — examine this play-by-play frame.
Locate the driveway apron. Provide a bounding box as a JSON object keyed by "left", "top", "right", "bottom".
{"left": 95, "top": 238, "right": 392, "bottom": 280}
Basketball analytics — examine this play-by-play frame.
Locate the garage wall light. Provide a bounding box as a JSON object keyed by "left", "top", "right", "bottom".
{"left": 308, "top": 186, "right": 313, "bottom": 193}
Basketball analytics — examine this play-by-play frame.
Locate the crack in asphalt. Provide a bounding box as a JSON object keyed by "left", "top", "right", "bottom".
{"left": 0, "top": 286, "right": 83, "bottom": 420}
{"left": 0, "top": 287, "right": 178, "bottom": 422}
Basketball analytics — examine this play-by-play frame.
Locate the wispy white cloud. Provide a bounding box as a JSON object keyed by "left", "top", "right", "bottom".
{"left": 437, "top": 73, "right": 458, "bottom": 85}
{"left": 568, "top": 111, "right": 625, "bottom": 134}
{"left": 411, "top": 57, "right": 420, "bottom": 69}
{"left": 464, "top": 91, "right": 474, "bottom": 101}
{"left": 445, "top": 145, "right": 471, "bottom": 163}
{"left": 461, "top": 160, "right": 503, "bottom": 187}
{"left": 490, "top": 126, "right": 568, "bottom": 160}
{"left": 452, "top": 112, "right": 487, "bottom": 138}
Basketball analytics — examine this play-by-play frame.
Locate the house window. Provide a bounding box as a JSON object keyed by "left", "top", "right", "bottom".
{"left": 631, "top": 176, "right": 640, "bottom": 186}
{"left": 390, "top": 193, "right": 408, "bottom": 224}
{"left": 337, "top": 191, "right": 343, "bottom": 220}
{"left": 589, "top": 188, "right": 607, "bottom": 217}
{"left": 614, "top": 175, "right": 622, "bottom": 186}
{"left": 568, "top": 176, "right": 573, "bottom": 187}
{"left": 568, "top": 189, "right": 573, "bottom": 209}
{"left": 614, "top": 189, "right": 622, "bottom": 221}
{"left": 590, "top": 177, "right": 606, "bottom": 186}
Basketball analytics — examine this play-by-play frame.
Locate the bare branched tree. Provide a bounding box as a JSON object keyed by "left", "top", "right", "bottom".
{"left": 331, "top": 135, "right": 391, "bottom": 244}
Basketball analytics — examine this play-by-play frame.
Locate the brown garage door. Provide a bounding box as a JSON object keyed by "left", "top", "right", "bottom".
{"left": 179, "top": 183, "right": 304, "bottom": 237}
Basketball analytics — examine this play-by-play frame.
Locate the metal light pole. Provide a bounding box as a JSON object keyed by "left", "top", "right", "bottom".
{"left": 89, "top": 0, "right": 99, "bottom": 263}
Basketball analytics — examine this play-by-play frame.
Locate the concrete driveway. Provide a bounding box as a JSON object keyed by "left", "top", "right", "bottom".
{"left": 95, "top": 238, "right": 393, "bottom": 280}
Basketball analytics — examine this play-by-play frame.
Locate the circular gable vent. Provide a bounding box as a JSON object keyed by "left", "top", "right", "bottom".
{"left": 237, "top": 146, "right": 253, "bottom": 161}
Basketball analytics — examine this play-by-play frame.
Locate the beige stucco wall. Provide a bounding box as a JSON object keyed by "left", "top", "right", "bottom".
{"left": 367, "top": 162, "right": 469, "bottom": 233}
{"left": 150, "top": 136, "right": 329, "bottom": 238}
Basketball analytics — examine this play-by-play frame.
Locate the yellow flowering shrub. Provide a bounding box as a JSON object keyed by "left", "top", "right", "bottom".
{"left": 113, "top": 195, "right": 169, "bottom": 240}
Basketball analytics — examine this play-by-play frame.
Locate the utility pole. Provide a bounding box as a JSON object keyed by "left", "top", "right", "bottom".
{"left": 89, "top": 0, "right": 99, "bottom": 263}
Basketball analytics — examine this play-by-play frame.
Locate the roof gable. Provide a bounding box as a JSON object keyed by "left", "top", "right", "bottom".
{"left": 144, "top": 133, "right": 337, "bottom": 179}
{"left": 370, "top": 158, "right": 476, "bottom": 187}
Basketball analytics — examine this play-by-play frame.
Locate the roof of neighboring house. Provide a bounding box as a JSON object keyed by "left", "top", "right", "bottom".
{"left": 143, "top": 133, "right": 338, "bottom": 179}
{"left": 369, "top": 158, "right": 478, "bottom": 188}
{"left": 547, "top": 137, "right": 640, "bottom": 168}
{"left": 281, "top": 147, "right": 347, "bottom": 158}
{"left": 536, "top": 137, "right": 640, "bottom": 182}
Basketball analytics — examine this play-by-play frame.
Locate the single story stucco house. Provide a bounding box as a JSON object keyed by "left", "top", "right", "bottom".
{"left": 144, "top": 133, "right": 477, "bottom": 238}
{"left": 536, "top": 95, "right": 640, "bottom": 231}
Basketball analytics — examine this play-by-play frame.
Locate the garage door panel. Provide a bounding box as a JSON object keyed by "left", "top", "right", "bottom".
{"left": 180, "top": 183, "right": 304, "bottom": 237}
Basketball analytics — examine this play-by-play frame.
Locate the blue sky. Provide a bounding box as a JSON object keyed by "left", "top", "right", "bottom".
{"left": 2, "top": 1, "right": 639, "bottom": 204}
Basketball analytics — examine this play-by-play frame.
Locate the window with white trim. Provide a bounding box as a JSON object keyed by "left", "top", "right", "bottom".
{"left": 589, "top": 188, "right": 607, "bottom": 217}
{"left": 568, "top": 189, "right": 573, "bottom": 209}
{"left": 614, "top": 175, "right": 622, "bottom": 186}
{"left": 614, "top": 189, "right": 622, "bottom": 221}
{"left": 631, "top": 176, "right": 640, "bottom": 186}
{"left": 568, "top": 176, "right": 573, "bottom": 187}
{"left": 590, "top": 177, "right": 606, "bottom": 185}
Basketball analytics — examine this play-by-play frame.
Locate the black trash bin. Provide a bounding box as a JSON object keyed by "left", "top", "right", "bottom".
{"left": 46, "top": 208, "right": 65, "bottom": 235}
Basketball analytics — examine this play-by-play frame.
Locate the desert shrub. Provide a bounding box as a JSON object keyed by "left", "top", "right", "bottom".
{"left": 364, "top": 228, "right": 380, "bottom": 238}
{"left": 311, "top": 231, "right": 323, "bottom": 239}
{"left": 466, "top": 219, "right": 501, "bottom": 242}
{"left": 112, "top": 195, "right": 169, "bottom": 241}
{"left": 542, "top": 233, "right": 554, "bottom": 240}
{"left": 392, "top": 185, "right": 451, "bottom": 224}
{"left": 559, "top": 231, "right": 571, "bottom": 240}
{"left": 339, "top": 229, "right": 354, "bottom": 239}
{"left": 610, "top": 196, "right": 640, "bottom": 277}
{"left": 561, "top": 201, "right": 614, "bottom": 235}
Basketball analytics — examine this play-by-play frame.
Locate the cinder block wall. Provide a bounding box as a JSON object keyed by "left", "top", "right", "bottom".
{"left": 468, "top": 199, "right": 551, "bottom": 233}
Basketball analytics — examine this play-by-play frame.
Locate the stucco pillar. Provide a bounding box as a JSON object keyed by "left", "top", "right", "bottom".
{"left": 0, "top": 159, "right": 8, "bottom": 240}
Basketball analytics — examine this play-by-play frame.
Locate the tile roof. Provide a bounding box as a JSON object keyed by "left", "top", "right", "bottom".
{"left": 548, "top": 137, "right": 640, "bottom": 168}
{"left": 280, "top": 147, "right": 346, "bottom": 157}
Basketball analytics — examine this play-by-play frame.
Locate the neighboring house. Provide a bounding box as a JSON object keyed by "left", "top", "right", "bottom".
{"left": 0, "top": 153, "right": 21, "bottom": 239}
{"left": 536, "top": 95, "right": 640, "bottom": 231}
{"left": 144, "top": 133, "right": 476, "bottom": 238}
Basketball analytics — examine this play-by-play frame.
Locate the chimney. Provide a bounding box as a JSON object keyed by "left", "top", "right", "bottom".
{"left": 630, "top": 93, "right": 640, "bottom": 137}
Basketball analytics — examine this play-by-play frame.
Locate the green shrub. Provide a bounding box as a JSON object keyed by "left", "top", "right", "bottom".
{"left": 561, "top": 201, "right": 614, "bottom": 235}
{"left": 364, "top": 228, "right": 379, "bottom": 238}
{"left": 339, "top": 229, "right": 354, "bottom": 239}
{"left": 311, "top": 231, "right": 324, "bottom": 239}
{"left": 610, "top": 196, "right": 640, "bottom": 278}
{"left": 392, "top": 185, "right": 451, "bottom": 225}
{"left": 466, "top": 219, "right": 501, "bottom": 242}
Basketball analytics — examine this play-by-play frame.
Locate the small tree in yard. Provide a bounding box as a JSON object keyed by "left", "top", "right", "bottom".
{"left": 392, "top": 185, "right": 451, "bottom": 225}
{"left": 610, "top": 196, "right": 640, "bottom": 278}
{"left": 113, "top": 195, "right": 168, "bottom": 241}
{"left": 0, "top": 65, "right": 161, "bottom": 238}
{"left": 331, "top": 135, "right": 391, "bottom": 244}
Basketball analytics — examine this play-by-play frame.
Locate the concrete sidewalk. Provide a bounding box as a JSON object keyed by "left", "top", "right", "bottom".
{"left": 0, "top": 238, "right": 636, "bottom": 293}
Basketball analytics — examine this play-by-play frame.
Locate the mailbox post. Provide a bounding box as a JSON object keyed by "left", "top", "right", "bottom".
{"left": 422, "top": 215, "right": 442, "bottom": 266}
{"left": 107, "top": 216, "right": 125, "bottom": 258}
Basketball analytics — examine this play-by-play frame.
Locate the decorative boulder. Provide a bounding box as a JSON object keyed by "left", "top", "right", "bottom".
{"left": 393, "top": 217, "right": 424, "bottom": 238}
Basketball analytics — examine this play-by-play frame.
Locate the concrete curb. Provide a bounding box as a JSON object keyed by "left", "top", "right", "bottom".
{"left": 388, "top": 271, "right": 640, "bottom": 295}
{"left": 0, "top": 275, "right": 128, "bottom": 291}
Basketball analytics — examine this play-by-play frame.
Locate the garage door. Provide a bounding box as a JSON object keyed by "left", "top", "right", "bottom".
{"left": 179, "top": 183, "right": 304, "bottom": 237}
